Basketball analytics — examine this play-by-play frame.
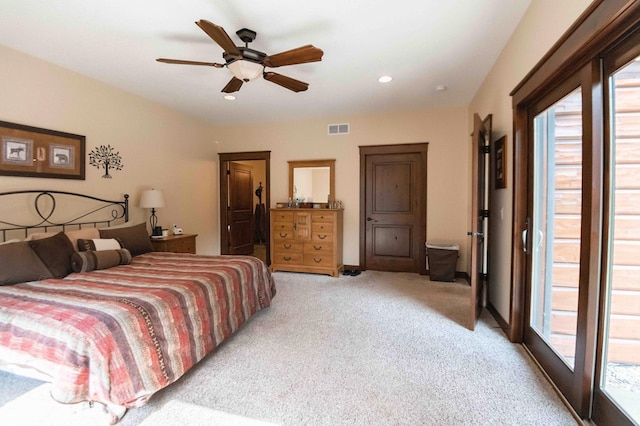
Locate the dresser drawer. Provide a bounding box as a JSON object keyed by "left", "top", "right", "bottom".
{"left": 272, "top": 252, "right": 303, "bottom": 265}
{"left": 312, "top": 222, "right": 334, "bottom": 234}
{"left": 303, "top": 253, "right": 334, "bottom": 267}
{"left": 312, "top": 212, "right": 335, "bottom": 223}
{"left": 304, "top": 241, "right": 333, "bottom": 255}
{"left": 272, "top": 211, "right": 294, "bottom": 222}
{"left": 273, "top": 241, "right": 303, "bottom": 253}
{"left": 273, "top": 223, "right": 295, "bottom": 240}
{"left": 311, "top": 231, "right": 334, "bottom": 243}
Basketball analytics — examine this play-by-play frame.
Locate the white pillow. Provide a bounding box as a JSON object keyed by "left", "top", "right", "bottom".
{"left": 92, "top": 238, "right": 122, "bottom": 251}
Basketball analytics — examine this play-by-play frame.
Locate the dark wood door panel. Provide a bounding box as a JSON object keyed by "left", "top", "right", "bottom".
{"left": 372, "top": 225, "right": 412, "bottom": 257}
{"left": 360, "top": 144, "right": 427, "bottom": 274}
{"left": 372, "top": 161, "right": 413, "bottom": 213}
{"left": 229, "top": 161, "right": 254, "bottom": 255}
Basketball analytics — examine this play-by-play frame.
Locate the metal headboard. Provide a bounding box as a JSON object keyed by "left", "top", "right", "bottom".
{"left": 0, "top": 190, "right": 129, "bottom": 242}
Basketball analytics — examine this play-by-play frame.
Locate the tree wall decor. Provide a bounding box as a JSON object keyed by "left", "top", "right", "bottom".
{"left": 88, "top": 144, "right": 123, "bottom": 178}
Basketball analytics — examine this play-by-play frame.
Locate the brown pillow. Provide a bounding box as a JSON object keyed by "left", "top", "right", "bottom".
{"left": 70, "top": 249, "right": 132, "bottom": 272}
{"left": 0, "top": 241, "right": 53, "bottom": 285}
{"left": 28, "top": 232, "right": 76, "bottom": 278}
{"left": 99, "top": 222, "right": 153, "bottom": 256}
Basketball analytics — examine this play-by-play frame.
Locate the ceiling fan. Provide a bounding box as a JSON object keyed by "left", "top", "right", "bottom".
{"left": 157, "top": 20, "right": 324, "bottom": 93}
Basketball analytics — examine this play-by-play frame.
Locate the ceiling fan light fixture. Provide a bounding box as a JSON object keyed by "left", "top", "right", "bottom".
{"left": 227, "top": 59, "right": 264, "bottom": 82}
{"left": 223, "top": 95, "right": 236, "bottom": 101}
{"left": 378, "top": 75, "right": 392, "bottom": 83}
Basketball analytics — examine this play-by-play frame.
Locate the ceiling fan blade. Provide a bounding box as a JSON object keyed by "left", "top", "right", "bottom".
{"left": 195, "top": 20, "right": 241, "bottom": 56}
{"left": 263, "top": 45, "right": 323, "bottom": 68}
{"left": 264, "top": 72, "right": 309, "bottom": 92}
{"left": 222, "top": 77, "right": 244, "bottom": 93}
{"left": 156, "top": 58, "right": 224, "bottom": 68}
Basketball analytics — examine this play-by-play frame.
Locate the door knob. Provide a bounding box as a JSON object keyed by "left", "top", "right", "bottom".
{"left": 367, "top": 217, "right": 377, "bottom": 222}
{"left": 467, "top": 231, "right": 484, "bottom": 237}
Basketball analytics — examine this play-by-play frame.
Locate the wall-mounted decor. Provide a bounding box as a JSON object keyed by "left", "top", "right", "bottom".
{"left": 89, "top": 144, "right": 123, "bottom": 179}
{"left": 494, "top": 135, "right": 507, "bottom": 189}
{"left": 0, "top": 120, "right": 85, "bottom": 180}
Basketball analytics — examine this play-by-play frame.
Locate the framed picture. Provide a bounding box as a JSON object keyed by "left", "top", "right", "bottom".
{"left": 494, "top": 135, "right": 507, "bottom": 189}
{"left": 0, "top": 121, "right": 85, "bottom": 179}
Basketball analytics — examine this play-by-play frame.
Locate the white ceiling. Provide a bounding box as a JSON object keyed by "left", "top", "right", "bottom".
{"left": 0, "top": 0, "right": 532, "bottom": 125}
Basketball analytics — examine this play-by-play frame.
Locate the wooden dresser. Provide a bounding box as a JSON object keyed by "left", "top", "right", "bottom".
{"left": 270, "top": 208, "right": 343, "bottom": 277}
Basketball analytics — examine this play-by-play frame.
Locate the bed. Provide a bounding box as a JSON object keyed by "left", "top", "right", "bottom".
{"left": 0, "top": 190, "right": 276, "bottom": 423}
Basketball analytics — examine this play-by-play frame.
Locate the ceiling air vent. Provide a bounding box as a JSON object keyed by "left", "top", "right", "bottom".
{"left": 328, "top": 123, "right": 350, "bottom": 135}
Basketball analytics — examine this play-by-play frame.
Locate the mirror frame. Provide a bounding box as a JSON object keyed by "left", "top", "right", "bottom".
{"left": 288, "top": 159, "right": 335, "bottom": 205}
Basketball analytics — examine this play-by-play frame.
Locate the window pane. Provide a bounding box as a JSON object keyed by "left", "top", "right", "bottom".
{"left": 531, "top": 87, "right": 582, "bottom": 369}
{"left": 601, "top": 55, "right": 640, "bottom": 424}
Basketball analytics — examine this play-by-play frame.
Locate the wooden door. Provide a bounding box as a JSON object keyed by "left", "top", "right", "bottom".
{"left": 218, "top": 151, "right": 271, "bottom": 261}
{"left": 360, "top": 144, "right": 427, "bottom": 273}
{"left": 228, "top": 161, "right": 254, "bottom": 255}
{"left": 469, "top": 113, "right": 491, "bottom": 330}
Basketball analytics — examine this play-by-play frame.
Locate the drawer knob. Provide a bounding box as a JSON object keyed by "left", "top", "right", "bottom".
{"left": 283, "top": 256, "right": 292, "bottom": 261}
{"left": 284, "top": 244, "right": 292, "bottom": 249}
{"left": 313, "top": 245, "right": 322, "bottom": 250}
{"left": 318, "top": 234, "right": 327, "bottom": 239}
{"left": 313, "top": 257, "right": 322, "bottom": 263}
{"left": 280, "top": 233, "right": 288, "bottom": 238}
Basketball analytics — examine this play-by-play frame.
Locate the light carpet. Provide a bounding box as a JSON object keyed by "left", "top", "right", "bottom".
{"left": 0, "top": 271, "right": 578, "bottom": 425}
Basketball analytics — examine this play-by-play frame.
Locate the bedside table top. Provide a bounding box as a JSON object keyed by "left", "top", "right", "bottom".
{"left": 150, "top": 233, "right": 197, "bottom": 241}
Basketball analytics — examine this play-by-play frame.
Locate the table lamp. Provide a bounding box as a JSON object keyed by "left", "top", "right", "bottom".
{"left": 139, "top": 189, "right": 166, "bottom": 236}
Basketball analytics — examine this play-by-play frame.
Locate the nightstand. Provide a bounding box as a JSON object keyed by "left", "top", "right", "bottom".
{"left": 150, "top": 234, "right": 197, "bottom": 254}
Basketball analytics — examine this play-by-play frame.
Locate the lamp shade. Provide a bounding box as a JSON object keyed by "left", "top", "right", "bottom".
{"left": 227, "top": 59, "right": 264, "bottom": 82}
{"left": 139, "top": 189, "right": 166, "bottom": 209}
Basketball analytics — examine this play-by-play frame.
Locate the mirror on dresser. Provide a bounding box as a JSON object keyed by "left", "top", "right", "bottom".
{"left": 288, "top": 159, "right": 335, "bottom": 205}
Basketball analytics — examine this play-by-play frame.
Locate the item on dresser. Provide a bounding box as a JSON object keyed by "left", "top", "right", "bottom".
{"left": 270, "top": 207, "right": 343, "bottom": 277}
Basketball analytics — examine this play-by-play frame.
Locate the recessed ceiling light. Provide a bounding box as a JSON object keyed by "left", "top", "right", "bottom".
{"left": 435, "top": 85, "right": 448, "bottom": 92}
{"left": 378, "top": 75, "right": 392, "bottom": 83}
{"left": 224, "top": 95, "right": 236, "bottom": 101}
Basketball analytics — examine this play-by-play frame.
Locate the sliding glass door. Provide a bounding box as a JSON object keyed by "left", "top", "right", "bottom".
{"left": 523, "top": 29, "right": 640, "bottom": 426}
{"left": 593, "top": 32, "right": 640, "bottom": 426}
{"left": 529, "top": 86, "right": 582, "bottom": 370}
{"left": 512, "top": 4, "right": 640, "bottom": 424}
{"left": 523, "top": 67, "right": 598, "bottom": 415}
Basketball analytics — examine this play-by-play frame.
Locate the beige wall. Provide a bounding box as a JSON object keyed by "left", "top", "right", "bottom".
{"left": 1, "top": 42, "right": 470, "bottom": 267}
{"left": 468, "top": 0, "right": 592, "bottom": 321}
{"left": 213, "top": 106, "right": 470, "bottom": 268}
{"left": 0, "top": 44, "right": 219, "bottom": 253}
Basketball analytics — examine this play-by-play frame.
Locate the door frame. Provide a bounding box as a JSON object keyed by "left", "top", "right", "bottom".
{"left": 359, "top": 143, "right": 428, "bottom": 274}
{"left": 218, "top": 151, "right": 271, "bottom": 262}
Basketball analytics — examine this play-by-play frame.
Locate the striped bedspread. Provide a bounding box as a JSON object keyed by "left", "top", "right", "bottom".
{"left": 0, "top": 252, "right": 276, "bottom": 408}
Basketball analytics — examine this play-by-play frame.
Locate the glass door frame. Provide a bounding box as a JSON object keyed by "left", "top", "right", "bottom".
{"left": 521, "top": 64, "right": 602, "bottom": 417}
{"left": 592, "top": 28, "right": 640, "bottom": 426}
